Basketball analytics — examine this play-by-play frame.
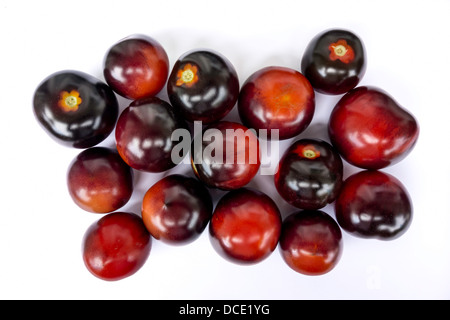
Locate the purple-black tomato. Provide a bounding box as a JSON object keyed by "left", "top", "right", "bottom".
{"left": 33, "top": 70, "right": 118, "bottom": 148}
{"left": 275, "top": 138, "right": 343, "bottom": 210}
{"left": 115, "top": 97, "right": 188, "bottom": 173}
{"left": 301, "top": 29, "right": 366, "bottom": 95}
{"left": 335, "top": 170, "right": 412, "bottom": 240}
{"left": 167, "top": 49, "right": 239, "bottom": 124}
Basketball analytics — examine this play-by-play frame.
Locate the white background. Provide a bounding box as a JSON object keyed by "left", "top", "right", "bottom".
{"left": 1, "top": 0, "right": 449, "bottom": 300}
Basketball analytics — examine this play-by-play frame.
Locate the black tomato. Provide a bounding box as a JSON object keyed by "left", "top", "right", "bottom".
{"left": 33, "top": 70, "right": 118, "bottom": 148}
{"left": 115, "top": 97, "right": 188, "bottom": 173}
{"left": 141, "top": 174, "right": 213, "bottom": 245}
{"left": 167, "top": 49, "right": 239, "bottom": 124}
{"left": 274, "top": 138, "right": 343, "bottom": 210}
{"left": 301, "top": 29, "right": 366, "bottom": 95}
{"left": 335, "top": 170, "right": 413, "bottom": 240}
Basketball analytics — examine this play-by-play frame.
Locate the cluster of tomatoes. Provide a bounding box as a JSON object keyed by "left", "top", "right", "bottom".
{"left": 33, "top": 29, "right": 419, "bottom": 281}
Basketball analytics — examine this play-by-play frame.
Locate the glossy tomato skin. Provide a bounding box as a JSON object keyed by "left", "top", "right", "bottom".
{"left": 33, "top": 70, "right": 118, "bottom": 148}
{"left": 115, "top": 97, "right": 188, "bottom": 173}
{"left": 280, "top": 210, "right": 343, "bottom": 275}
{"left": 210, "top": 188, "right": 282, "bottom": 264}
{"left": 167, "top": 49, "right": 239, "bottom": 124}
{"left": 141, "top": 174, "right": 213, "bottom": 245}
{"left": 274, "top": 139, "right": 343, "bottom": 210}
{"left": 328, "top": 86, "right": 419, "bottom": 169}
{"left": 103, "top": 35, "right": 169, "bottom": 100}
{"left": 67, "top": 147, "right": 133, "bottom": 213}
{"left": 82, "top": 212, "right": 151, "bottom": 281}
{"left": 335, "top": 170, "right": 412, "bottom": 240}
{"left": 191, "top": 121, "right": 260, "bottom": 190}
{"left": 301, "top": 29, "right": 366, "bottom": 95}
{"left": 238, "top": 66, "right": 315, "bottom": 140}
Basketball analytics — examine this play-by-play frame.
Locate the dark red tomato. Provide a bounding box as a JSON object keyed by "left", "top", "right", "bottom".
{"left": 82, "top": 212, "right": 151, "bottom": 281}
{"left": 167, "top": 49, "right": 239, "bottom": 124}
{"left": 67, "top": 147, "right": 133, "bottom": 213}
{"left": 328, "top": 86, "right": 419, "bottom": 169}
{"left": 301, "top": 29, "right": 366, "bottom": 95}
{"left": 33, "top": 70, "right": 118, "bottom": 148}
{"left": 115, "top": 97, "right": 187, "bottom": 173}
{"left": 238, "top": 66, "right": 315, "bottom": 140}
{"left": 335, "top": 170, "right": 412, "bottom": 240}
{"left": 141, "top": 174, "right": 213, "bottom": 245}
{"left": 274, "top": 139, "right": 343, "bottom": 210}
{"left": 210, "top": 188, "right": 282, "bottom": 264}
{"left": 280, "top": 210, "right": 343, "bottom": 275}
{"left": 191, "top": 121, "right": 260, "bottom": 190}
{"left": 103, "top": 35, "right": 169, "bottom": 100}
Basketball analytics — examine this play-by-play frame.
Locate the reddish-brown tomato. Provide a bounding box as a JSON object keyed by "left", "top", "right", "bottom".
{"left": 67, "top": 147, "right": 133, "bottom": 213}
{"left": 209, "top": 188, "right": 282, "bottom": 264}
{"left": 238, "top": 66, "right": 315, "bottom": 140}
{"left": 191, "top": 121, "right": 260, "bottom": 190}
{"left": 82, "top": 212, "right": 151, "bottom": 281}
{"left": 103, "top": 35, "right": 169, "bottom": 100}
{"left": 328, "top": 86, "right": 419, "bottom": 169}
{"left": 280, "top": 210, "right": 343, "bottom": 275}
{"left": 141, "top": 174, "right": 213, "bottom": 245}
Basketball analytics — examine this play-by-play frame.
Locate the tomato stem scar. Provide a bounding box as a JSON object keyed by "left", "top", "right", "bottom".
{"left": 58, "top": 90, "right": 82, "bottom": 112}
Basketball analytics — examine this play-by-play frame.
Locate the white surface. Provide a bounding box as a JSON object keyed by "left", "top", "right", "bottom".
{"left": 1, "top": 0, "right": 449, "bottom": 300}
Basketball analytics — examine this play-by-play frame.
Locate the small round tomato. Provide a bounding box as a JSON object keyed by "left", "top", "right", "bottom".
{"left": 210, "top": 188, "right": 282, "bottom": 264}
{"left": 190, "top": 121, "right": 260, "bottom": 190}
{"left": 82, "top": 212, "right": 151, "bottom": 281}
{"left": 167, "top": 49, "right": 239, "bottom": 123}
{"left": 274, "top": 139, "right": 343, "bottom": 210}
{"left": 301, "top": 29, "right": 366, "bottom": 95}
{"left": 328, "top": 86, "right": 419, "bottom": 169}
{"left": 115, "top": 97, "right": 187, "bottom": 173}
{"left": 67, "top": 147, "right": 133, "bottom": 213}
{"left": 238, "top": 66, "right": 315, "bottom": 140}
{"left": 103, "top": 34, "right": 169, "bottom": 100}
{"left": 33, "top": 70, "right": 118, "bottom": 148}
{"left": 280, "top": 210, "right": 343, "bottom": 275}
{"left": 141, "top": 174, "right": 213, "bottom": 245}
{"left": 335, "top": 170, "right": 413, "bottom": 240}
